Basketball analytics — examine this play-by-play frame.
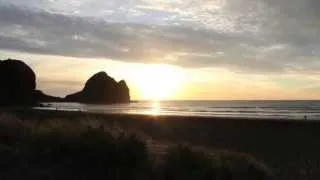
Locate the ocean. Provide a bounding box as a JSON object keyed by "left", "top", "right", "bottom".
{"left": 35, "top": 100, "right": 320, "bottom": 120}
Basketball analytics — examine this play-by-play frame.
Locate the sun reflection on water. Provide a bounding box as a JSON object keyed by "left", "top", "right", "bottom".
{"left": 150, "top": 101, "right": 161, "bottom": 116}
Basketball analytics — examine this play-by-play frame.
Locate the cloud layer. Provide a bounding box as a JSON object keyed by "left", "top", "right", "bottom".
{"left": 1, "top": 0, "right": 320, "bottom": 74}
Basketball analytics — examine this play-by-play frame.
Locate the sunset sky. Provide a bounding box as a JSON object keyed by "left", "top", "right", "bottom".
{"left": 1, "top": 0, "right": 320, "bottom": 100}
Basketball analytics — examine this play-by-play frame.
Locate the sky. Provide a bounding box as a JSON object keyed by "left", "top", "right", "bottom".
{"left": 1, "top": 0, "right": 320, "bottom": 100}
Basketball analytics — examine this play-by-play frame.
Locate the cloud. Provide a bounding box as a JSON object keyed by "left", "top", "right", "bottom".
{"left": 0, "top": 0, "right": 320, "bottom": 74}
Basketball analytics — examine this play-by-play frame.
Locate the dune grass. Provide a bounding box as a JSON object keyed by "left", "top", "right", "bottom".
{"left": 0, "top": 112, "right": 274, "bottom": 180}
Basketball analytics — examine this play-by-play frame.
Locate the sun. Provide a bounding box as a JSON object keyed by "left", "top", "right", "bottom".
{"left": 132, "top": 64, "right": 185, "bottom": 100}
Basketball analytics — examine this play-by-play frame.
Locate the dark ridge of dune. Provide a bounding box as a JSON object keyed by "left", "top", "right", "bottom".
{"left": 64, "top": 71, "right": 130, "bottom": 104}
{"left": 9, "top": 109, "right": 320, "bottom": 180}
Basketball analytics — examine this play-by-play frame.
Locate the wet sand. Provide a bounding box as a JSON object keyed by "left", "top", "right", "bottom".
{"left": 7, "top": 109, "right": 320, "bottom": 180}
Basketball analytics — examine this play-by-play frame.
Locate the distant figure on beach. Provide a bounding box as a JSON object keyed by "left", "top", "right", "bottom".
{"left": 304, "top": 115, "right": 307, "bottom": 120}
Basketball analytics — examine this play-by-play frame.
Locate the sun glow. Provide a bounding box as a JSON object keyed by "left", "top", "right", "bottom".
{"left": 150, "top": 101, "right": 161, "bottom": 116}
{"left": 130, "top": 64, "right": 185, "bottom": 100}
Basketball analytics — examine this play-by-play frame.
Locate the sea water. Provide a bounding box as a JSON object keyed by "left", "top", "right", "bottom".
{"left": 35, "top": 100, "right": 320, "bottom": 120}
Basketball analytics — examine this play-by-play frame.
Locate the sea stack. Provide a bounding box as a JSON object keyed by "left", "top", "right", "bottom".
{"left": 0, "top": 59, "right": 36, "bottom": 105}
{"left": 0, "top": 59, "right": 61, "bottom": 106}
{"left": 64, "top": 71, "right": 130, "bottom": 104}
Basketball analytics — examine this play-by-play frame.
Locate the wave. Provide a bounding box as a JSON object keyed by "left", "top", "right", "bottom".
{"left": 36, "top": 101, "right": 320, "bottom": 120}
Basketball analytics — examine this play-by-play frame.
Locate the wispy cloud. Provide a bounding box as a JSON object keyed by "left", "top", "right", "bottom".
{"left": 0, "top": 0, "right": 320, "bottom": 74}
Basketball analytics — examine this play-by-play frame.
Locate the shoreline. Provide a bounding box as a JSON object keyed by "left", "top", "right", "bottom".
{"left": 10, "top": 107, "right": 320, "bottom": 123}
{"left": 35, "top": 100, "right": 320, "bottom": 121}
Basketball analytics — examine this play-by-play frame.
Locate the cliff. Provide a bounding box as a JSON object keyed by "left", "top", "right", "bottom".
{"left": 64, "top": 71, "right": 130, "bottom": 104}
{"left": 0, "top": 59, "right": 37, "bottom": 105}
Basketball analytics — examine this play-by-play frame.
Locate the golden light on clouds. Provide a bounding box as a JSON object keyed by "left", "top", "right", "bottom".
{"left": 4, "top": 50, "right": 320, "bottom": 101}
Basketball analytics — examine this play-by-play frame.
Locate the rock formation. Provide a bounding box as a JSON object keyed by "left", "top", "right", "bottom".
{"left": 0, "top": 59, "right": 130, "bottom": 106}
{"left": 0, "top": 59, "right": 62, "bottom": 106}
{"left": 33, "top": 90, "right": 63, "bottom": 102}
{"left": 64, "top": 71, "right": 130, "bottom": 104}
{"left": 0, "top": 59, "right": 37, "bottom": 105}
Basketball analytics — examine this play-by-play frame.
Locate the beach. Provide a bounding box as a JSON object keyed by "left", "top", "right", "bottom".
{"left": 2, "top": 109, "right": 319, "bottom": 180}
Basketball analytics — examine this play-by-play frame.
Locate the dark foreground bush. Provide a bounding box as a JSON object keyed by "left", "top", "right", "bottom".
{"left": 162, "top": 146, "right": 273, "bottom": 180}
{"left": 162, "top": 146, "right": 219, "bottom": 180}
{"left": 0, "top": 131, "right": 150, "bottom": 180}
{"left": 0, "top": 113, "right": 274, "bottom": 180}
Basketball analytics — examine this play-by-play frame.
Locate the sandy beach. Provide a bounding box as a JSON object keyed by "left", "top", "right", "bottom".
{"left": 2, "top": 108, "right": 319, "bottom": 180}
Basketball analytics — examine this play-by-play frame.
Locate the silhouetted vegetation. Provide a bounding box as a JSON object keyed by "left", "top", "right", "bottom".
{"left": 0, "top": 112, "right": 273, "bottom": 180}
{"left": 163, "top": 146, "right": 224, "bottom": 180}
